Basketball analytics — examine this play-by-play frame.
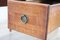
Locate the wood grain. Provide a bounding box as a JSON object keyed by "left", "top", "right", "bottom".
{"left": 8, "top": 1, "right": 48, "bottom": 40}
{"left": 48, "top": 4, "right": 60, "bottom": 33}
{"left": 8, "top": 0, "right": 60, "bottom": 40}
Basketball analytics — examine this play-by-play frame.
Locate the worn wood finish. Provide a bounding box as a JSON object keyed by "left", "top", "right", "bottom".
{"left": 0, "top": 0, "right": 7, "bottom": 6}
{"left": 8, "top": 0, "right": 60, "bottom": 40}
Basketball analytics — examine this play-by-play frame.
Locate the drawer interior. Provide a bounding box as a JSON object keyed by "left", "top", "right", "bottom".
{"left": 17, "top": 0, "right": 60, "bottom": 5}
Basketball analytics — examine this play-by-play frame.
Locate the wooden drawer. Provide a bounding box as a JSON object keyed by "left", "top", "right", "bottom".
{"left": 8, "top": 1, "right": 48, "bottom": 40}
{"left": 8, "top": 0, "right": 60, "bottom": 40}
{"left": 0, "top": 0, "right": 7, "bottom": 6}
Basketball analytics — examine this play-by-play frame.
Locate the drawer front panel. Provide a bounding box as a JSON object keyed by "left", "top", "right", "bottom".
{"left": 8, "top": 1, "right": 48, "bottom": 40}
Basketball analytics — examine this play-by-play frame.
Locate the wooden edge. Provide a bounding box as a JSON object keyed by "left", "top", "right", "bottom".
{"left": 45, "top": 5, "right": 50, "bottom": 40}
{"left": 50, "top": 3, "right": 60, "bottom": 6}
{"left": 8, "top": 0, "right": 49, "bottom": 7}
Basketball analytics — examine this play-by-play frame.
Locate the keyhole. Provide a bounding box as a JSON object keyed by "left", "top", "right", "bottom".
{"left": 21, "top": 15, "right": 28, "bottom": 24}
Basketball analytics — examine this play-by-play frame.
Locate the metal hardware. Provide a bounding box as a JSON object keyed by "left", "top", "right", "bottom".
{"left": 21, "top": 15, "right": 28, "bottom": 24}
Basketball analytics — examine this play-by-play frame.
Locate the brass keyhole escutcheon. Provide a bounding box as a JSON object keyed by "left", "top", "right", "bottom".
{"left": 21, "top": 15, "right": 28, "bottom": 24}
